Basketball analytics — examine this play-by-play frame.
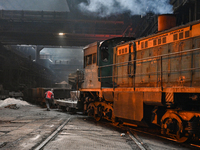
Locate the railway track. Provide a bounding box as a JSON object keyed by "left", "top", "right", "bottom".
{"left": 34, "top": 115, "right": 144, "bottom": 150}
{"left": 116, "top": 123, "right": 200, "bottom": 150}
{"left": 34, "top": 118, "right": 71, "bottom": 150}
{"left": 74, "top": 116, "right": 200, "bottom": 149}
{"left": 85, "top": 116, "right": 200, "bottom": 149}
{"left": 127, "top": 131, "right": 147, "bottom": 150}
{"left": 30, "top": 115, "right": 200, "bottom": 150}
{"left": 127, "top": 128, "right": 200, "bottom": 150}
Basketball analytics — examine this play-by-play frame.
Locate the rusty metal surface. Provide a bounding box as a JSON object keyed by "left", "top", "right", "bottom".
{"left": 102, "top": 91, "right": 114, "bottom": 101}
{"left": 81, "top": 64, "right": 101, "bottom": 89}
{"left": 115, "top": 54, "right": 129, "bottom": 86}
{"left": 143, "top": 92, "right": 162, "bottom": 105}
{"left": 114, "top": 92, "right": 143, "bottom": 121}
{"left": 107, "top": 21, "right": 200, "bottom": 92}
{"left": 81, "top": 40, "right": 101, "bottom": 89}
{"left": 158, "top": 14, "right": 176, "bottom": 32}
{"left": 111, "top": 47, "right": 200, "bottom": 91}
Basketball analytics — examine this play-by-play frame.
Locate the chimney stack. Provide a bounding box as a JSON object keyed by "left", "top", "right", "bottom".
{"left": 158, "top": 14, "right": 176, "bottom": 32}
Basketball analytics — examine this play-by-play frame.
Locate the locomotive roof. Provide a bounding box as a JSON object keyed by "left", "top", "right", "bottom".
{"left": 115, "top": 19, "right": 200, "bottom": 48}
{"left": 83, "top": 41, "right": 99, "bottom": 50}
{"left": 135, "top": 19, "right": 200, "bottom": 42}
{"left": 83, "top": 37, "right": 135, "bottom": 50}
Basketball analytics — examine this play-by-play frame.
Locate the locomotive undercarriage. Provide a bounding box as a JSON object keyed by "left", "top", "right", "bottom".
{"left": 160, "top": 110, "right": 200, "bottom": 142}
{"left": 82, "top": 91, "right": 200, "bottom": 143}
{"left": 86, "top": 102, "right": 115, "bottom": 122}
{"left": 83, "top": 92, "right": 115, "bottom": 122}
{"left": 159, "top": 93, "right": 200, "bottom": 142}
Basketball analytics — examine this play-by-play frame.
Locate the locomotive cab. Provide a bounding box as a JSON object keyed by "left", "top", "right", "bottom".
{"left": 81, "top": 37, "right": 135, "bottom": 89}
{"left": 98, "top": 37, "right": 135, "bottom": 87}
{"left": 98, "top": 39, "right": 117, "bottom": 87}
{"left": 81, "top": 42, "right": 101, "bottom": 89}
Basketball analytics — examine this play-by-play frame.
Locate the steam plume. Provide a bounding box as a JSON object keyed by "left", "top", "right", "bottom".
{"left": 79, "top": 0, "right": 173, "bottom": 17}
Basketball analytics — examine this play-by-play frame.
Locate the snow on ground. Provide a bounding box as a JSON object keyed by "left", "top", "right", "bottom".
{"left": 0, "top": 98, "right": 32, "bottom": 108}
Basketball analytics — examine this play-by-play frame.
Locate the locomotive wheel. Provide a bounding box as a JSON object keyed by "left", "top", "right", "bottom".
{"left": 87, "top": 103, "right": 102, "bottom": 121}
{"left": 94, "top": 105, "right": 103, "bottom": 121}
{"left": 94, "top": 115, "right": 101, "bottom": 121}
{"left": 161, "top": 113, "right": 189, "bottom": 143}
{"left": 87, "top": 106, "right": 94, "bottom": 117}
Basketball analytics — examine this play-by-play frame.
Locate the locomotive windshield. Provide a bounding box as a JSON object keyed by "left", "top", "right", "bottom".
{"left": 100, "top": 46, "right": 109, "bottom": 62}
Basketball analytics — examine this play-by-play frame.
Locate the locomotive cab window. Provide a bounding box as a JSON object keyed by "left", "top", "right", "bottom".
{"left": 86, "top": 55, "right": 92, "bottom": 66}
{"left": 101, "top": 46, "right": 109, "bottom": 62}
{"left": 84, "top": 53, "right": 96, "bottom": 67}
{"left": 93, "top": 53, "right": 96, "bottom": 64}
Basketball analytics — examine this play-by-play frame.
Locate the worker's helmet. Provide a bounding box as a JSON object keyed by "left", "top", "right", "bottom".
{"left": 51, "top": 88, "right": 54, "bottom": 92}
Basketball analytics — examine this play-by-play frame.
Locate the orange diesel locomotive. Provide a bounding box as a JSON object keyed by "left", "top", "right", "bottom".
{"left": 79, "top": 15, "right": 200, "bottom": 142}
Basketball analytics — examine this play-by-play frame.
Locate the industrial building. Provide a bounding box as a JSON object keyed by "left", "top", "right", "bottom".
{"left": 0, "top": 0, "right": 199, "bottom": 95}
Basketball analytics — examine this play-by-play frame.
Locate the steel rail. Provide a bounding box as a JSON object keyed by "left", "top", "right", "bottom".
{"left": 111, "top": 122, "right": 200, "bottom": 149}
{"left": 127, "top": 131, "right": 147, "bottom": 150}
{"left": 34, "top": 117, "right": 71, "bottom": 150}
{"left": 120, "top": 124, "right": 200, "bottom": 149}
{"left": 92, "top": 119, "right": 200, "bottom": 149}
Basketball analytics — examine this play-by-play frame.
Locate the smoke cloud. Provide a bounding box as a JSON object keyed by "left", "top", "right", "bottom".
{"left": 79, "top": 0, "right": 173, "bottom": 17}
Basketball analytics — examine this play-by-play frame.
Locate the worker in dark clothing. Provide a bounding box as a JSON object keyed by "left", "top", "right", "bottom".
{"left": 45, "top": 89, "right": 54, "bottom": 111}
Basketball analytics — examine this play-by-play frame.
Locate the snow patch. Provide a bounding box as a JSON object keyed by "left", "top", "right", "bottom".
{"left": 0, "top": 98, "right": 32, "bottom": 108}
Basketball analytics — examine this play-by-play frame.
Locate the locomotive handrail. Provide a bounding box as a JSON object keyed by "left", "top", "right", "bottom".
{"left": 98, "top": 67, "right": 200, "bottom": 79}
{"left": 98, "top": 47, "right": 200, "bottom": 68}
{"left": 98, "top": 47, "right": 200, "bottom": 86}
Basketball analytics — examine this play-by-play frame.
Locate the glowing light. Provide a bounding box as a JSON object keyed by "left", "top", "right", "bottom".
{"left": 58, "top": 33, "right": 64, "bottom": 36}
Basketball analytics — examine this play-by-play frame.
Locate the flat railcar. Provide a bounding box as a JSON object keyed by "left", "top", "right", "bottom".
{"left": 79, "top": 16, "right": 200, "bottom": 142}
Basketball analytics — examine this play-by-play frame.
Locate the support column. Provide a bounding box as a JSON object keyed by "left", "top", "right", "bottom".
{"left": 35, "top": 46, "right": 44, "bottom": 62}
{"left": 195, "top": 0, "right": 200, "bottom": 20}
{"left": 189, "top": 6, "right": 192, "bottom": 22}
